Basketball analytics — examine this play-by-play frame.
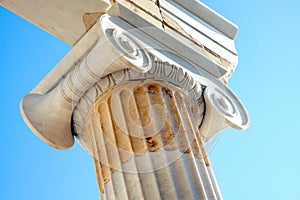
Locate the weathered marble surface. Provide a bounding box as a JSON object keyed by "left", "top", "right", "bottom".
{"left": 18, "top": 1, "right": 250, "bottom": 199}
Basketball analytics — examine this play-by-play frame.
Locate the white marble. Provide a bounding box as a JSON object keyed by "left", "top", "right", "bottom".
{"left": 18, "top": 1, "right": 250, "bottom": 199}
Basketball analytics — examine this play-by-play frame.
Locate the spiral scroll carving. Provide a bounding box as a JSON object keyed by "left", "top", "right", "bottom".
{"left": 205, "top": 81, "right": 249, "bottom": 130}
{"left": 102, "top": 17, "right": 152, "bottom": 73}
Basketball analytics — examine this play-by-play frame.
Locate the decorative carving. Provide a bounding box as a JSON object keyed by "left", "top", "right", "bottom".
{"left": 101, "top": 16, "right": 153, "bottom": 73}
{"left": 199, "top": 78, "right": 250, "bottom": 141}
{"left": 73, "top": 61, "right": 204, "bottom": 153}
{"left": 71, "top": 58, "right": 247, "bottom": 199}
{"left": 206, "top": 82, "right": 249, "bottom": 130}
{"left": 20, "top": 14, "right": 157, "bottom": 149}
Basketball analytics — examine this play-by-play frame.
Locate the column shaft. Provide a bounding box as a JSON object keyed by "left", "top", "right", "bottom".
{"left": 85, "top": 82, "right": 222, "bottom": 200}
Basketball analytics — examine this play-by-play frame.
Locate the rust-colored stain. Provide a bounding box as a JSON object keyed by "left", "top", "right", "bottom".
{"left": 85, "top": 81, "right": 208, "bottom": 194}
{"left": 146, "top": 136, "right": 158, "bottom": 150}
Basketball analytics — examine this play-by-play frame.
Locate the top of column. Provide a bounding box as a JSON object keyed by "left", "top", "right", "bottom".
{"left": 17, "top": 0, "right": 249, "bottom": 150}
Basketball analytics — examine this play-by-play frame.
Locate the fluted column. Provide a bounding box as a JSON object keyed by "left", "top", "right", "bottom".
{"left": 19, "top": 7, "right": 250, "bottom": 200}
{"left": 82, "top": 80, "right": 221, "bottom": 200}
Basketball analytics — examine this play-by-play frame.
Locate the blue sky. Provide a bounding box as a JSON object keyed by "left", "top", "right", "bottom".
{"left": 1, "top": 0, "right": 300, "bottom": 199}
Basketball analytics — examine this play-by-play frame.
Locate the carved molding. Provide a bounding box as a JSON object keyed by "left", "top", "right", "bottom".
{"left": 73, "top": 61, "right": 203, "bottom": 153}
{"left": 20, "top": 14, "right": 156, "bottom": 150}
{"left": 20, "top": 13, "right": 249, "bottom": 151}
{"left": 200, "top": 77, "right": 250, "bottom": 141}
